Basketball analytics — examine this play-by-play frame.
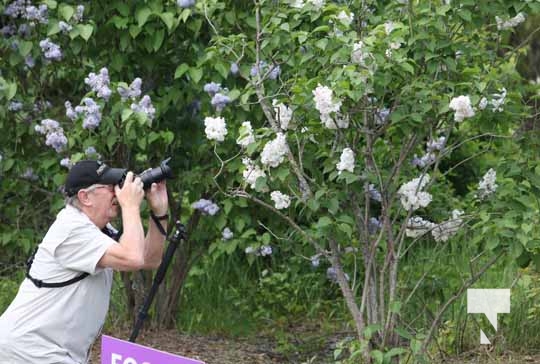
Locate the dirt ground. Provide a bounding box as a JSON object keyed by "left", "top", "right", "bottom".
{"left": 89, "top": 328, "right": 290, "bottom": 364}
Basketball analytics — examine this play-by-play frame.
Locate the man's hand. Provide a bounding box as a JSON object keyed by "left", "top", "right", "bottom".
{"left": 114, "top": 171, "right": 144, "bottom": 210}
{"left": 146, "top": 181, "right": 168, "bottom": 215}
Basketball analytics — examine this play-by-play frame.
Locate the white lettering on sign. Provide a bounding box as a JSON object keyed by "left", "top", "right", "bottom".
{"left": 111, "top": 353, "right": 151, "bottom": 364}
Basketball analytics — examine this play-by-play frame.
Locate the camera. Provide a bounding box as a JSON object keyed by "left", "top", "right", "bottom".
{"left": 118, "top": 158, "right": 173, "bottom": 190}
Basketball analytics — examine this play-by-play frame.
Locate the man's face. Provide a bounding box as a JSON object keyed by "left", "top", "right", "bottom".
{"left": 86, "top": 184, "right": 118, "bottom": 221}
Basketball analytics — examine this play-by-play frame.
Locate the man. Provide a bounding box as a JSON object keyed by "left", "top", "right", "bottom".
{"left": 0, "top": 160, "right": 168, "bottom": 363}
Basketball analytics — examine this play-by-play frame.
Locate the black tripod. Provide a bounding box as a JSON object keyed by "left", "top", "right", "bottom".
{"left": 129, "top": 220, "right": 187, "bottom": 342}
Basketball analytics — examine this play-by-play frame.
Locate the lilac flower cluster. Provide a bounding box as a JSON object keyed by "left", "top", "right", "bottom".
{"left": 85, "top": 68, "right": 112, "bottom": 101}
{"left": 326, "top": 267, "right": 349, "bottom": 283}
{"left": 250, "top": 60, "right": 280, "bottom": 80}
{"left": 1, "top": 25, "right": 16, "bottom": 37}
{"left": 366, "top": 183, "right": 382, "bottom": 202}
{"left": 74, "top": 98, "right": 102, "bottom": 129}
{"left": 35, "top": 119, "right": 68, "bottom": 153}
{"left": 21, "top": 167, "right": 38, "bottom": 181}
{"left": 192, "top": 198, "right": 220, "bottom": 215}
{"left": 39, "top": 38, "right": 62, "bottom": 60}
{"left": 230, "top": 62, "right": 239, "bottom": 75}
{"left": 8, "top": 101, "right": 23, "bottom": 111}
{"left": 5, "top": 1, "right": 48, "bottom": 25}
{"left": 73, "top": 5, "right": 85, "bottom": 22}
{"left": 412, "top": 136, "right": 446, "bottom": 168}
{"left": 58, "top": 21, "right": 72, "bottom": 33}
{"left": 245, "top": 245, "right": 273, "bottom": 256}
{"left": 24, "top": 55, "right": 35, "bottom": 68}
{"left": 131, "top": 95, "right": 156, "bottom": 121}
{"left": 60, "top": 157, "right": 73, "bottom": 169}
{"left": 177, "top": 0, "right": 196, "bottom": 8}
{"left": 203, "top": 82, "right": 231, "bottom": 112}
{"left": 203, "top": 82, "right": 221, "bottom": 96}
{"left": 368, "top": 217, "right": 382, "bottom": 235}
{"left": 85, "top": 146, "right": 98, "bottom": 157}
{"left": 117, "top": 78, "right": 142, "bottom": 101}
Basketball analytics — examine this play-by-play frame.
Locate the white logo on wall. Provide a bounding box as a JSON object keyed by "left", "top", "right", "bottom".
{"left": 467, "top": 289, "right": 510, "bottom": 344}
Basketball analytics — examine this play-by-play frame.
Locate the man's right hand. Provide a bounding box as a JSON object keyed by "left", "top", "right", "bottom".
{"left": 114, "top": 171, "right": 144, "bottom": 210}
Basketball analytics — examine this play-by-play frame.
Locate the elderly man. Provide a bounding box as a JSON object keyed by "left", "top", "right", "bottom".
{"left": 0, "top": 160, "right": 168, "bottom": 363}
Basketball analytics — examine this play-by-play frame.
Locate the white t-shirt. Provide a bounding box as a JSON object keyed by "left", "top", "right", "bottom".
{"left": 0, "top": 205, "right": 117, "bottom": 364}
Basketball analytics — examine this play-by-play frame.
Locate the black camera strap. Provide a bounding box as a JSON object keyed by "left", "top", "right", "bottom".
{"left": 26, "top": 225, "right": 119, "bottom": 289}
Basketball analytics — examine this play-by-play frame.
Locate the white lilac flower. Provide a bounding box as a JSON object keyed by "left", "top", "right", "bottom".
{"left": 203, "top": 82, "right": 221, "bottom": 96}
{"left": 60, "top": 157, "right": 72, "bottom": 169}
{"left": 222, "top": 227, "right": 233, "bottom": 240}
{"left": 211, "top": 93, "right": 231, "bottom": 112}
{"left": 412, "top": 153, "right": 436, "bottom": 168}
{"left": 313, "top": 84, "right": 343, "bottom": 128}
{"left": 321, "top": 113, "right": 349, "bottom": 129}
{"left": 177, "top": 0, "right": 196, "bottom": 8}
{"left": 426, "top": 136, "right": 446, "bottom": 152}
{"left": 58, "top": 21, "right": 72, "bottom": 33}
{"left": 398, "top": 175, "right": 432, "bottom": 211}
{"left": 405, "top": 216, "right": 436, "bottom": 238}
{"left": 245, "top": 246, "right": 256, "bottom": 254}
{"left": 270, "top": 191, "right": 291, "bottom": 209}
{"left": 204, "top": 116, "right": 227, "bottom": 142}
{"left": 384, "top": 21, "right": 395, "bottom": 35}
{"left": 260, "top": 133, "right": 288, "bottom": 168}
{"left": 479, "top": 97, "right": 488, "bottom": 110}
{"left": 310, "top": 254, "right": 321, "bottom": 267}
{"left": 351, "top": 41, "right": 369, "bottom": 65}
{"left": 236, "top": 121, "right": 256, "bottom": 147}
{"left": 449, "top": 95, "right": 475, "bottom": 122}
{"left": 336, "top": 10, "right": 354, "bottom": 26}
{"left": 477, "top": 168, "right": 497, "bottom": 199}
{"left": 272, "top": 100, "right": 293, "bottom": 130}
{"left": 496, "top": 13, "right": 526, "bottom": 31}
{"left": 242, "top": 158, "right": 266, "bottom": 189}
{"left": 85, "top": 68, "right": 112, "bottom": 101}
{"left": 307, "top": 0, "right": 325, "bottom": 10}
{"left": 491, "top": 88, "right": 506, "bottom": 112}
{"left": 431, "top": 210, "right": 463, "bottom": 242}
{"left": 118, "top": 78, "right": 142, "bottom": 101}
{"left": 131, "top": 95, "right": 156, "bottom": 121}
{"left": 39, "top": 38, "right": 62, "bottom": 60}
{"left": 192, "top": 198, "right": 220, "bottom": 215}
{"left": 336, "top": 148, "right": 355, "bottom": 174}
{"left": 290, "top": 0, "right": 305, "bottom": 8}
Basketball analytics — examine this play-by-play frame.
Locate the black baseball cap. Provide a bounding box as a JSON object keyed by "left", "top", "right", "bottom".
{"left": 64, "top": 160, "right": 126, "bottom": 196}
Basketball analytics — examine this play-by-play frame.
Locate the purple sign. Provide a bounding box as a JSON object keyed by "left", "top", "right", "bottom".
{"left": 101, "top": 335, "right": 206, "bottom": 364}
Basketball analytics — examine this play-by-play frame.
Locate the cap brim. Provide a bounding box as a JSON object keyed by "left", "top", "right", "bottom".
{"left": 99, "top": 167, "right": 126, "bottom": 185}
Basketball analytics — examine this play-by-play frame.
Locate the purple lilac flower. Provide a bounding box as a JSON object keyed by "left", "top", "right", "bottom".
{"left": 268, "top": 64, "right": 280, "bottom": 80}
{"left": 326, "top": 267, "right": 350, "bottom": 283}
{"left": 203, "top": 82, "right": 221, "bottom": 96}
{"left": 21, "top": 167, "right": 38, "bottom": 181}
{"left": 210, "top": 93, "right": 231, "bottom": 112}
{"left": 85, "top": 68, "right": 112, "bottom": 101}
{"left": 8, "top": 101, "right": 23, "bottom": 112}
{"left": 375, "top": 108, "right": 390, "bottom": 125}
{"left": 177, "top": 0, "right": 196, "bottom": 8}
{"left": 426, "top": 136, "right": 446, "bottom": 152}
{"left": 10, "top": 40, "right": 19, "bottom": 50}
{"left": 18, "top": 24, "right": 31, "bottom": 37}
{"left": 368, "top": 217, "right": 382, "bottom": 235}
{"left": 75, "top": 98, "right": 102, "bottom": 129}
{"left": 230, "top": 62, "right": 239, "bottom": 75}
{"left": 260, "top": 245, "right": 272, "bottom": 256}
{"left": 58, "top": 21, "right": 72, "bottom": 33}
{"left": 250, "top": 60, "right": 267, "bottom": 77}
{"left": 130, "top": 95, "right": 156, "bottom": 121}
{"left": 24, "top": 55, "right": 35, "bottom": 68}
{"left": 1, "top": 25, "right": 16, "bottom": 37}
{"left": 366, "top": 183, "right": 382, "bottom": 202}
{"left": 46, "top": 131, "right": 68, "bottom": 152}
{"left": 23, "top": 5, "right": 48, "bottom": 24}
{"left": 192, "top": 198, "right": 220, "bottom": 216}
{"left": 73, "top": 5, "right": 85, "bottom": 22}
{"left": 65, "top": 101, "right": 78, "bottom": 120}
{"left": 35, "top": 119, "right": 59, "bottom": 134}
{"left": 85, "top": 146, "right": 97, "bottom": 156}
{"left": 117, "top": 78, "right": 142, "bottom": 101}
{"left": 39, "top": 38, "right": 62, "bottom": 60}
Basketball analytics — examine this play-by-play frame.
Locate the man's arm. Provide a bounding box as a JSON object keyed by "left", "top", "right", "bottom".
{"left": 142, "top": 181, "right": 169, "bottom": 269}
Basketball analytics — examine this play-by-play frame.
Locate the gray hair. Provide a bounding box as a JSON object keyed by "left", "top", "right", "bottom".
{"left": 64, "top": 184, "right": 106, "bottom": 210}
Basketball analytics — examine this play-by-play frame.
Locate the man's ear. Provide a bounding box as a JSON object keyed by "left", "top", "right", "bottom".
{"left": 77, "top": 189, "right": 93, "bottom": 207}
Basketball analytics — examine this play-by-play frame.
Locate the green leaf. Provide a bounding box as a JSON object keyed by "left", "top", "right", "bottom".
{"left": 121, "top": 108, "right": 134, "bottom": 121}
{"left": 47, "top": 20, "right": 60, "bottom": 36}
{"left": 18, "top": 41, "right": 33, "bottom": 57}
{"left": 174, "top": 63, "right": 189, "bottom": 79}
{"left": 77, "top": 24, "right": 94, "bottom": 41}
{"left": 384, "top": 348, "right": 407, "bottom": 359}
{"left": 316, "top": 216, "right": 332, "bottom": 229}
{"left": 59, "top": 4, "right": 74, "bottom": 21}
{"left": 152, "top": 29, "right": 165, "bottom": 52}
{"left": 188, "top": 67, "right": 203, "bottom": 84}
{"left": 370, "top": 350, "right": 383, "bottom": 364}
{"left": 159, "top": 12, "right": 175, "bottom": 32}
{"left": 129, "top": 25, "right": 142, "bottom": 38}
{"left": 136, "top": 7, "right": 153, "bottom": 27}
